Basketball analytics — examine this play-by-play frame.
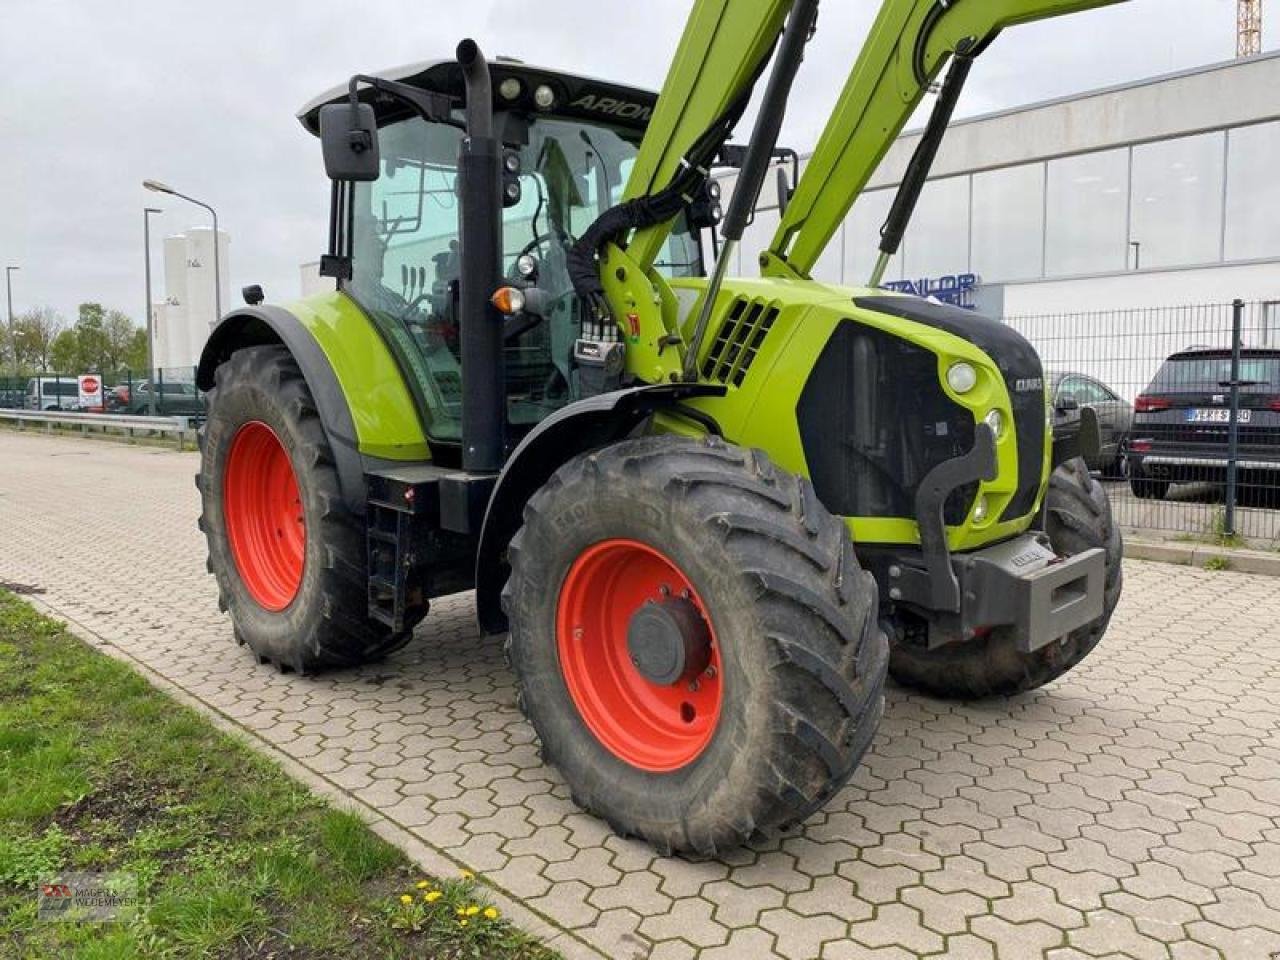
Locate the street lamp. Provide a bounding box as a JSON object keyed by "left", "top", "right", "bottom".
{"left": 5, "top": 265, "right": 18, "bottom": 375}
{"left": 142, "top": 179, "right": 222, "bottom": 327}
{"left": 143, "top": 207, "right": 162, "bottom": 415}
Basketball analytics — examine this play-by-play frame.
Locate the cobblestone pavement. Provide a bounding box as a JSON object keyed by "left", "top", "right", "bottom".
{"left": 3, "top": 431, "right": 1280, "bottom": 960}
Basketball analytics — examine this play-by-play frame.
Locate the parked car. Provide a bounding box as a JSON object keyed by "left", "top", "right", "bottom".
{"left": 1127, "top": 347, "right": 1280, "bottom": 500}
{"left": 0, "top": 387, "right": 26, "bottom": 409}
{"left": 1047, "top": 368, "right": 1133, "bottom": 477}
{"left": 24, "top": 377, "right": 83, "bottom": 411}
{"left": 124, "top": 381, "right": 205, "bottom": 417}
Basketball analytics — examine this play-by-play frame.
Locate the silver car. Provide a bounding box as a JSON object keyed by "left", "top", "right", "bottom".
{"left": 1047, "top": 369, "right": 1134, "bottom": 477}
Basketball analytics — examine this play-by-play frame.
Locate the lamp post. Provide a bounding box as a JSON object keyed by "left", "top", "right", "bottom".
{"left": 142, "top": 180, "right": 222, "bottom": 329}
{"left": 143, "top": 207, "right": 162, "bottom": 415}
{"left": 5, "top": 265, "right": 18, "bottom": 374}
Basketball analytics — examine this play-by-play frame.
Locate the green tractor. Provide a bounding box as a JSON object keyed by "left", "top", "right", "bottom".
{"left": 197, "top": 0, "right": 1124, "bottom": 854}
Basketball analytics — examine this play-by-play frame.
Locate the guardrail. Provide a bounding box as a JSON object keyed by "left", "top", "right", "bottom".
{"left": 0, "top": 409, "right": 197, "bottom": 451}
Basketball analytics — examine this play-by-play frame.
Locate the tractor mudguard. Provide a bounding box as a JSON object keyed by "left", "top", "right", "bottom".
{"left": 474, "top": 382, "right": 725, "bottom": 635}
{"left": 197, "top": 305, "right": 367, "bottom": 515}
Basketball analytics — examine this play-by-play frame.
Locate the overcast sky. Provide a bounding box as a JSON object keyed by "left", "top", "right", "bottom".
{"left": 1, "top": 0, "right": 1272, "bottom": 326}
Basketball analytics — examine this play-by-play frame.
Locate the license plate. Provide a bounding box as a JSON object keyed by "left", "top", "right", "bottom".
{"left": 1185, "top": 408, "right": 1251, "bottom": 423}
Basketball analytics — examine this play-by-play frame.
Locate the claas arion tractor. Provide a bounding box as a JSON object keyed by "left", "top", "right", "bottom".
{"left": 196, "top": 0, "right": 1125, "bottom": 854}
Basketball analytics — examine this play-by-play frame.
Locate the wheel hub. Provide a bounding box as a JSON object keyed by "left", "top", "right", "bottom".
{"left": 223, "top": 421, "right": 305, "bottom": 612}
{"left": 626, "top": 598, "right": 711, "bottom": 685}
{"left": 556, "top": 539, "right": 723, "bottom": 772}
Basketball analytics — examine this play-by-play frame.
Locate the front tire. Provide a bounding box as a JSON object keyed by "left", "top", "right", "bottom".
{"left": 503, "top": 436, "right": 887, "bottom": 855}
{"left": 889, "top": 458, "right": 1122, "bottom": 699}
{"left": 198, "top": 345, "right": 419, "bottom": 673}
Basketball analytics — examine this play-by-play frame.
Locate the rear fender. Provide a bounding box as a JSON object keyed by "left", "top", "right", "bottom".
{"left": 474, "top": 382, "right": 725, "bottom": 634}
{"left": 198, "top": 304, "right": 367, "bottom": 514}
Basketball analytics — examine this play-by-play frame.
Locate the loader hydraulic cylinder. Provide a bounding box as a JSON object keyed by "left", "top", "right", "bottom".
{"left": 870, "top": 49, "right": 973, "bottom": 286}
{"left": 683, "top": 0, "right": 819, "bottom": 380}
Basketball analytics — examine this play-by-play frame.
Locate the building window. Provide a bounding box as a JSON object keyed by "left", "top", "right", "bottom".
{"left": 1225, "top": 121, "right": 1280, "bottom": 262}
{"left": 1129, "top": 131, "right": 1225, "bottom": 270}
{"left": 1045, "top": 148, "right": 1129, "bottom": 276}
{"left": 843, "top": 189, "right": 900, "bottom": 285}
{"left": 971, "top": 163, "right": 1046, "bottom": 282}
{"left": 902, "top": 176, "right": 971, "bottom": 280}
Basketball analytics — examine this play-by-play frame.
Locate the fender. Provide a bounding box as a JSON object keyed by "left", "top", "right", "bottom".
{"left": 197, "top": 305, "right": 368, "bottom": 514}
{"left": 474, "top": 382, "right": 726, "bottom": 635}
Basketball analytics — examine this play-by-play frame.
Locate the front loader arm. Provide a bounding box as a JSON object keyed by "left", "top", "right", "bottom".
{"left": 764, "top": 0, "right": 1125, "bottom": 280}
{"left": 621, "top": 0, "right": 792, "bottom": 271}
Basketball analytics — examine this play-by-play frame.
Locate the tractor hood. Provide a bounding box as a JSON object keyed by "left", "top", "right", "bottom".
{"left": 297, "top": 57, "right": 659, "bottom": 135}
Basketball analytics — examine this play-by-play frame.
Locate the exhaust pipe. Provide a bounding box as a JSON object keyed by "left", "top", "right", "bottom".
{"left": 455, "top": 38, "right": 505, "bottom": 472}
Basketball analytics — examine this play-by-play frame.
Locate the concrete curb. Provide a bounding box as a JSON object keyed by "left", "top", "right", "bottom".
{"left": 1124, "top": 536, "right": 1280, "bottom": 576}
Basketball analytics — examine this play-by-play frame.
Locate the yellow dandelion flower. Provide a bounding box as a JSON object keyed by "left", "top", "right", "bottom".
{"left": 460, "top": 869, "right": 474, "bottom": 879}
{"left": 484, "top": 907, "right": 499, "bottom": 920}
{"left": 465, "top": 905, "right": 480, "bottom": 916}
{"left": 398, "top": 894, "right": 413, "bottom": 905}
{"left": 416, "top": 880, "right": 430, "bottom": 889}
{"left": 425, "top": 890, "right": 443, "bottom": 902}
{"left": 456, "top": 906, "right": 466, "bottom": 915}
{"left": 459, "top": 918, "right": 469, "bottom": 927}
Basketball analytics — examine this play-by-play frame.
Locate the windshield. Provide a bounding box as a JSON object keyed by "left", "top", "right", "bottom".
{"left": 347, "top": 114, "right": 703, "bottom": 445}
{"left": 1149, "top": 353, "right": 1280, "bottom": 393}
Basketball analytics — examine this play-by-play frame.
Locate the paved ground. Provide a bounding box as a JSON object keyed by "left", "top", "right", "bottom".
{"left": 3, "top": 430, "right": 1280, "bottom": 960}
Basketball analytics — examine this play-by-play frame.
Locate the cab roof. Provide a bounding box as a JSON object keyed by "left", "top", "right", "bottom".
{"left": 297, "top": 57, "right": 658, "bottom": 135}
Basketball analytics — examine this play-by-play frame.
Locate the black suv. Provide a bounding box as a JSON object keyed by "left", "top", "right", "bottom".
{"left": 1128, "top": 347, "right": 1280, "bottom": 500}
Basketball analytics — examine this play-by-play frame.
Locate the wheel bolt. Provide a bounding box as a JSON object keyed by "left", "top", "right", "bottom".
{"left": 573, "top": 627, "right": 584, "bottom": 639}
{"left": 688, "top": 679, "right": 699, "bottom": 692}
{"left": 659, "top": 584, "right": 670, "bottom": 597}
{"left": 704, "top": 665, "right": 717, "bottom": 679}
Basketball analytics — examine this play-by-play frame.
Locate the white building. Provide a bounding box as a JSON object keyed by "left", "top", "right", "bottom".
{"left": 724, "top": 51, "right": 1280, "bottom": 322}
{"left": 152, "top": 226, "right": 231, "bottom": 375}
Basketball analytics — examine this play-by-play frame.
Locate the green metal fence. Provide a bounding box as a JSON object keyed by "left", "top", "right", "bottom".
{"left": 0, "top": 367, "right": 203, "bottom": 417}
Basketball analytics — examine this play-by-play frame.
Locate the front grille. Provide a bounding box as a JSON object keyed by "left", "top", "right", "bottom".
{"left": 701, "top": 297, "right": 779, "bottom": 387}
{"left": 855, "top": 296, "right": 1046, "bottom": 523}
{"left": 797, "top": 322, "right": 977, "bottom": 527}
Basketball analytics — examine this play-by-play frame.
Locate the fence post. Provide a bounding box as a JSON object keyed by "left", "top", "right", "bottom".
{"left": 1224, "top": 299, "right": 1244, "bottom": 539}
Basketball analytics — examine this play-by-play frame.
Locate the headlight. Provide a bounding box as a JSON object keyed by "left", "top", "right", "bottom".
{"left": 946, "top": 361, "right": 978, "bottom": 394}
{"left": 499, "top": 77, "right": 522, "bottom": 101}
{"left": 983, "top": 408, "right": 1004, "bottom": 439}
{"left": 515, "top": 254, "right": 538, "bottom": 279}
{"left": 533, "top": 84, "right": 556, "bottom": 110}
{"left": 973, "top": 495, "right": 989, "bottom": 523}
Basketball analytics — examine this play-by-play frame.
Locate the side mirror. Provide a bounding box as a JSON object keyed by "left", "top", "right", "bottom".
{"left": 319, "top": 102, "right": 380, "bottom": 182}
{"left": 1055, "top": 394, "right": 1079, "bottom": 412}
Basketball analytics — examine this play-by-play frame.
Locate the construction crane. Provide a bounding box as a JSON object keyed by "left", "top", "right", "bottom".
{"left": 1239, "top": 0, "right": 1262, "bottom": 57}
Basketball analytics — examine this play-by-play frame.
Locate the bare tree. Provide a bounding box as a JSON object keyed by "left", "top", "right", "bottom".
{"left": 12, "top": 306, "right": 65, "bottom": 372}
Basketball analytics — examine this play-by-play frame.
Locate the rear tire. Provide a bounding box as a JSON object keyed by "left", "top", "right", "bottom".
{"left": 1130, "top": 471, "right": 1169, "bottom": 500}
{"left": 889, "top": 458, "right": 1122, "bottom": 699}
{"left": 503, "top": 435, "right": 888, "bottom": 855}
{"left": 198, "top": 345, "right": 418, "bottom": 673}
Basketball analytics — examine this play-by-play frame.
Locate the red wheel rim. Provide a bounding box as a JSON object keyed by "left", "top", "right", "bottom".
{"left": 556, "top": 539, "right": 723, "bottom": 772}
{"left": 224, "top": 421, "right": 305, "bottom": 611}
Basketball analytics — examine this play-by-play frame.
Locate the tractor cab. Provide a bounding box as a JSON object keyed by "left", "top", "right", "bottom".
{"left": 298, "top": 59, "right": 705, "bottom": 456}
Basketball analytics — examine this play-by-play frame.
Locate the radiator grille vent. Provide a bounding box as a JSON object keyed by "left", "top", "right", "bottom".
{"left": 701, "top": 298, "right": 779, "bottom": 387}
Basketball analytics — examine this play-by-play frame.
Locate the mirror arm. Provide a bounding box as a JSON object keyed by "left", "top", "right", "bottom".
{"left": 347, "top": 74, "right": 462, "bottom": 130}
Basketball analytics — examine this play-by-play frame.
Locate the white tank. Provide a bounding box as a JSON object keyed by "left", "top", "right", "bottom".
{"left": 163, "top": 235, "right": 191, "bottom": 373}
{"left": 150, "top": 302, "right": 169, "bottom": 377}
{"left": 184, "top": 227, "right": 230, "bottom": 337}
